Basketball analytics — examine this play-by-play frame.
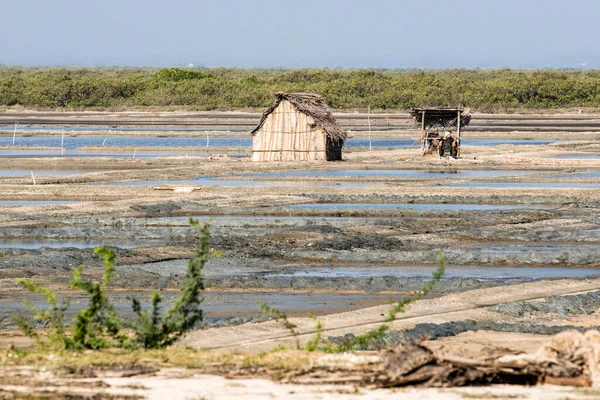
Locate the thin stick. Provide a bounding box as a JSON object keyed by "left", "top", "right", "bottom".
{"left": 206, "top": 131, "right": 209, "bottom": 149}
{"left": 12, "top": 122, "right": 18, "bottom": 146}
{"left": 102, "top": 138, "right": 107, "bottom": 146}
{"left": 61, "top": 129, "right": 65, "bottom": 149}
{"left": 30, "top": 170, "right": 36, "bottom": 186}
{"left": 132, "top": 150, "right": 137, "bottom": 159}
{"left": 367, "top": 105, "right": 372, "bottom": 152}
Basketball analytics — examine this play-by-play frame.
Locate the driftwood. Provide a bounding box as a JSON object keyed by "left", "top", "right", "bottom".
{"left": 283, "top": 330, "right": 600, "bottom": 388}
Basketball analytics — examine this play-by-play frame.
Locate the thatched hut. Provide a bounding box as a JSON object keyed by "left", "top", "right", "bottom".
{"left": 410, "top": 108, "right": 471, "bottom": 157}
{"left": 250, "top": 92, "right": 347, "bottom": 161}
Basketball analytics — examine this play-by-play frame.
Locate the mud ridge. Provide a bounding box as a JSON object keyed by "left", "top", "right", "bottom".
{"left": 490, "top": 289, "right": 600, "bottom": 316}
{"left": 327, "top": 320, "right": 600, "bottom": 350}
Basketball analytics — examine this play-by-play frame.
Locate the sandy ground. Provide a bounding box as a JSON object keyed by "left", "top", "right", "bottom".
{"left": 2, "top": 370, "right": 597, "bottom": 400}
{"left": 1, "top": 112, "right": 600, "bottom": 397}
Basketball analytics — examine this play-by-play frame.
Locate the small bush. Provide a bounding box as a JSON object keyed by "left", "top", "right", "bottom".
{"left": 16, "top": 219, "right": 212, "bottom": 350}
{"left": 131, "top": 219, "right": 209, "bottom": 349}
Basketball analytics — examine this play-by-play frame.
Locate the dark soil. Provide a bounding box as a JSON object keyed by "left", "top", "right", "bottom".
{"left": 489, "top": 290, "right": 600, "bottom": 316}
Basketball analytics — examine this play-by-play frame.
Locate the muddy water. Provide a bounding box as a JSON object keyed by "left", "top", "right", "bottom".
{"left": 0, "top": 239, "right": 165, "bottom": 249}
{"left": 0, "top": 135, "right": 562, "bottom": 151}
{"left": 0, "top": 149, "right": 205, "bottom": 158}
{"left": 263, "top": 265, "right": 600, "bottom": 281}
{"left": 2, "top": 192, "right": 599, "bottom": 319}
{"left": 107, "top": 178, "right": 381, "bottom": 188}
{"left": 553, "top": 155, "right": 600, "bottom": 159}
{"left": 0, "top": 292, "right": 399, "bottom": 326}
{"left": 546, "top": 171, "right": 600, "bottom": 179}
{"left": 0, "top": 136, "right": 249, "bottom": 149}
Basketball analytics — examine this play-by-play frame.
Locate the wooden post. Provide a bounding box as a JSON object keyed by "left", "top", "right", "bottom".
{"left": 367, "top": 105, "right": 372, "bottom": 152}
{"left": 421, "top": 110, "right": 426, "bottom": 156}
{"left": 456, "top": 110, "right": 462, "bottom": 157}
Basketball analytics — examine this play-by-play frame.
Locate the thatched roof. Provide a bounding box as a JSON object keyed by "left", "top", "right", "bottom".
{"left": 411, "top": 108, "right": 471, "bottom": 130}
{"left": 251, "top": 92, "right": 347, "bottom": 144}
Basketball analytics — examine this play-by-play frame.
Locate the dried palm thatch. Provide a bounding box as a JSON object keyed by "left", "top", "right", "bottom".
{"left": 251, "top": 92, "right": 347, "bottom": 147}
{"left": 411, "top": 108, "right": 471, "bottom": 130}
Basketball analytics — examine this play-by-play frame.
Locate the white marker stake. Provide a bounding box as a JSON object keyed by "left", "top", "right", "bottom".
{"left": 367, "top": 105, "right": 372, "bottom": 152}
{"left": 102, "top": 138, "right": 107, "bottom": 146}
{"left": 61, "top": 130, "right": 65, "bottom": 148}
{"left": 30, "top": 170, "right": 36, "bottom": 185}
{"left": 12, "top": 122, "right": 18, "bottom": 146}
{"left": 132, "top": 150, "right": 137, "bottom": 159}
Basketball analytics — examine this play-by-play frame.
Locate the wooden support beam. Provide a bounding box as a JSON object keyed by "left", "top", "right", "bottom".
{"left": 456, "top": 110, "right": 461, "bottom": 157}
{"left": 421, "top": 110, "right": 426, "bottom": 156}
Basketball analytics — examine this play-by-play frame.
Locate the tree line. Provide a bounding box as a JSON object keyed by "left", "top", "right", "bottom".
{"left": 1, "top": 67, "right": 600, "bottom": 111}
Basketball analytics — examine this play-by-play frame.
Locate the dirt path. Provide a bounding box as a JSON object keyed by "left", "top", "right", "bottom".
{"left": 179, "top": 278, "right": 600, "bottom": 352}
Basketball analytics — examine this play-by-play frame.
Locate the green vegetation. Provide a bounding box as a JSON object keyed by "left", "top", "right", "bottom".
{"left": 2, "top": 67, "right": 600, "bottom": 111}
{"left": 15, "top": 219, "right": 211, "bottom": 350}
{"left": 260, "top": 251, "right": 447, "bottom": 352}
{"left": 258, "top": 301, "right": 300, "bottom": 349}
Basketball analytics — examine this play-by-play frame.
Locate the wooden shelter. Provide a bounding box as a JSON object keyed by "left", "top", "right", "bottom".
{"left": 250, "top": 92, "right": 347, "bottom": 161}
{"left": 411, "top": 108, "right": 471, "bottom": 157}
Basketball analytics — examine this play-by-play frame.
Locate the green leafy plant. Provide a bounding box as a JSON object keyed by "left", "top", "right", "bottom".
{"left": 69, "top": 247, "right": 126, "bottom": 349}
{"left": 13, "top": 280, "right": 72, "bottom": 350}
{"left": 257, "top": 251, "right": 447, "bottom": 353}
{"left": 304, "top": 312, "right": 323, "bottom": 352}
{"left": 258, "top": 301, "right": 300, "bottom": 349}
{"left": 15, "top": 219, "right": 213, "bottom": 350}
{"left": 131, "top": 219, "right": 209, "bottom": 349}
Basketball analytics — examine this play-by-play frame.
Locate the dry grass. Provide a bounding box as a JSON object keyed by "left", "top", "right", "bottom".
{"left": 1, "top": 345, "right": 318, "bottom": 377}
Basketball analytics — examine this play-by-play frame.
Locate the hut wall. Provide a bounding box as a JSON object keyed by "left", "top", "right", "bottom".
{"left": 252, "top": 100, "right": 327, "bottom": 161}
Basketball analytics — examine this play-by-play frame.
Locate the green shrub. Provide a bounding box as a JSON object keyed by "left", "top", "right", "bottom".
{"left": 15, "top": 219, "right": 212, "bottom": 350}
{"left": 70, "top": 247, "right": 127, "bottom": 349}
{"left": 131, "top": 219, "right": 209, "bottom": 349}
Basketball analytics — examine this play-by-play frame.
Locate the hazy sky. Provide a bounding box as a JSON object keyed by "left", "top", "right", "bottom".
{"left": 0, "top": 0, "right": 598, "bottom": 68}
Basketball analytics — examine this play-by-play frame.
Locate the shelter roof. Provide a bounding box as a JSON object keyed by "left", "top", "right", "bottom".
{"left": 411, "top": 108, "right": 471, "bottom": 129}
{"left": 251, "top": 92, "right": 347, "bottom": 143}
